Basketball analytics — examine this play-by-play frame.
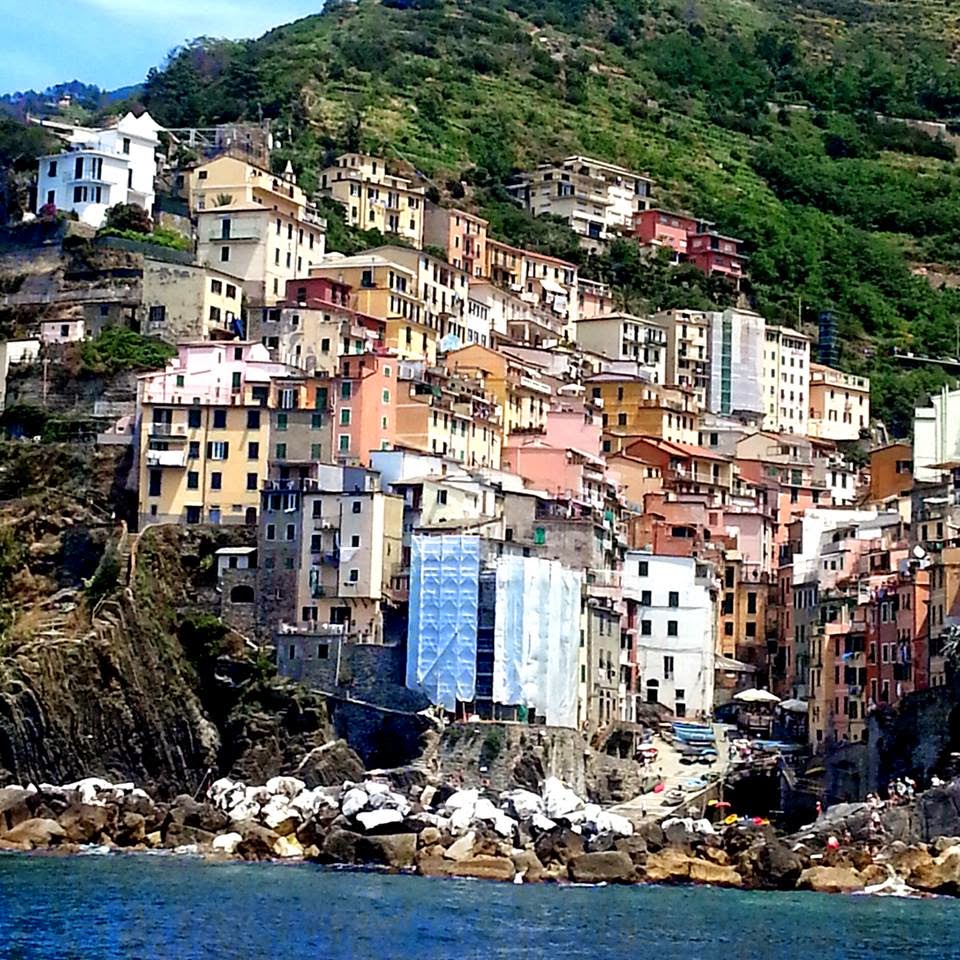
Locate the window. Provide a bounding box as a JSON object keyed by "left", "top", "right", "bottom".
{"left": 188, "top": 409, "right": 202, "bottom": 429}
{"left": 641, "top": 621, "right": 652, "bottom": 636}
{"left": 382, "top": 389, "right": 390, "bottom": 404}
{"left": 188, "top": 441, "right": 200, "bottom": 460}
{"left": 340, "top": 409, "right": 351, "bottom": 425}
{"left": 352, "top": 501, "right": 362, "bottom": 514}
{"left": 310, "top": 443, "right": 322, "bottom": 460}
{"left": 148, "top": 470, "right": 162, "bottom": 497}
{"left": 213, "top": 409, "right": 227, "bottom": 429}
{"left": 275, "top": 443, "right": 287, "bottom": 459}
{"left": 122, "top": 137, "right": 131, "bottom": 155}
{"left": 664, "top": 656, "right": 674, "bottom": 679}
{"left": 667, "top": 620, "right": 678, "bottom": 637}
{"left": 247, "top": 441, "right": 259, "bottom": 460}
{"left": 724, "top": 622, "right": 734, "bottom": 636}
{"left": 230, "top": 370, "right": 241, "bottom": 392}
{"left": 340, "top": 382, "right": 352, "bottom": 399}
{"left": 277, "top": 413, "right": 288, "bottom": 431}
{"left": 226, "top": 284, "right": 236, "bottom": 299}
{"left": 207, "top": 441, "right": 229, "bottom": 460}
{"left": 148, "top": 305, "right": 166, "bottom": 325}
{"left": 321, "top": 338, "right": 331, "bottom": 354}
{"left": 266, "top": 524, "right": 276, "bottom": 541}
{"left": 220, "top": 246, "right": 230, "bottom": 263}
{"left": 210, "top": 472, "right": 222, "bottom": 490}
{"left": 48, "top": 160, "right": 57, "bottom": 177}
{"left": 187, "top": 471, "right": 199, "bottom": 490}
{"left": 637, "top": 560, "right": 648, "bottom": 576}
{"left": 246, "top": 473, "right": 257, "bottom": 491}
{"left": 285, "top": 524, "right": 296, "bottom": 541}
{"left": 641, "top": 590, "right": 652, "bottom": 606}
{"left": 437, "top": 489, "right": 448, "bottom": 505}
{"left": 339, "top": 435, "right": 350, "bottom": 452}
{"left": 348, "top": 569, "right": 359, "bottom": 583}
{"left": 747, "top": 592, "right": 757, "bottom": 615}
{"left": 668, "top": 591, "right": 679, "bottom": 608}
{"left": 247, "top": 410, "right": 260, "bottom": 430}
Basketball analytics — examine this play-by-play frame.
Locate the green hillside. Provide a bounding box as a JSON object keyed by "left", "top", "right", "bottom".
{"left": 83, "top": 1, "right": 960, "bottom": 431}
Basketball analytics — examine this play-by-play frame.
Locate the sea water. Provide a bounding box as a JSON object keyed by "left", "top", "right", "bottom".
{"left": 0, "top": 854, "right": 955, "bottom": 960}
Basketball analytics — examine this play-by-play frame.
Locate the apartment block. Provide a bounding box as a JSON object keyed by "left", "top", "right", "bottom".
{"left": 249, "top": 276, "right": 385, "bottom": 374}
{"left": 191, "top": 155, "right": 327, "bottom": 306}
{"left": 257, "top": 464, "right": 403, "bottom": 645}
{"left": 318, "top": 153, "right": 426, "bottom": 248}
{"left": 136, "top": 341, "right": 318, "bottom": 528}
{"left": 808, "top": 364, "right": 870, "bottom": 442}
{"left": 36, "top": 111, "right": 160, "bottom": 227}
{"left": 310, "top": 253, "right": 435, "bottom": 364}
{"left": 573, "top": 313, "right": 667, "bottom": 383}
{"left": 706, "top": 308, "right": 766, "bottom": 419}
{"left": 509, "top": 155, "right": 654, "bottom": 252}
{"left": 622, "top": 551, "right": 717, "bottom": 719}
{"left": 654, "top": 309, "right": 711, "bottom": 410}
{"left": 762, "top": 325, "right": 811, "bottom": 436}
{"left": 423, "top": 203, "right": 488, "bottom": 279}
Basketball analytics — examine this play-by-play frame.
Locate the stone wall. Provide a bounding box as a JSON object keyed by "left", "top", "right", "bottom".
{"left": 220, "top": 569, "right": 258, "bottom": 637}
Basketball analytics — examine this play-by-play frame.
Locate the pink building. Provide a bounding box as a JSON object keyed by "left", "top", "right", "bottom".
{"left": 632, "top": 209, "right": 702, "bottom": 258}
{"left": 687, "top": 232, "right": 746, "bottom": 283}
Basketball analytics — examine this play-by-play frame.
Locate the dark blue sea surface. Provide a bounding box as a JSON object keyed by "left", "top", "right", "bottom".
{"left": 0, "top": 853, "right": 956, "bottom": 960}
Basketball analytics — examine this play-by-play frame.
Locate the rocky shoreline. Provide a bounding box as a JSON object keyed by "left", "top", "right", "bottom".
{"left": 5, "top": 759, "right": 960, "bottom": 897}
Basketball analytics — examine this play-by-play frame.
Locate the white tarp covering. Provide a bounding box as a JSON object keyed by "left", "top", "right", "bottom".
{"left": 406, "top": 535, "right": 480, "bottom": 710}
{"left": 493, "top": 556, "right": 582, "bottom": 728}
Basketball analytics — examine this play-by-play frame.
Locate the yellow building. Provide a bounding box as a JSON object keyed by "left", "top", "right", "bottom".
{"left": 136, "top": 341, "right": 315, "bottom": 529}
{"left": 319, "top": 153, "right": 426, "bottom": 248}
{"left": 808, "top": 363, "right": 870, "bottom": 442}
{"left": 445, "top": 343, "right": 556, "bottom": 436}
{"left": 585, "top": 373, "right": 699, "bottom": 453}
{"left": 190, "top": 155, "right": 327, "bottom": 306}
{"left": 309, "top": 253, "right": 436, "bottom": 364}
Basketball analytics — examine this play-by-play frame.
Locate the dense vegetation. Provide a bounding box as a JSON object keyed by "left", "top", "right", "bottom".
{"left": 10, "top": 0, "right": 960, "bottom": 433}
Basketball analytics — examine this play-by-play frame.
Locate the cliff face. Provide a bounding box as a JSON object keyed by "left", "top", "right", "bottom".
{"left": 0, "top": 443, "right": 338, "bottom": 795}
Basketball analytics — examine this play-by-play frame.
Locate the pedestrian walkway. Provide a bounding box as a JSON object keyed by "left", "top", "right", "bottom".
{"left": 609, "top": 723, "right": 730, "bottom": 824}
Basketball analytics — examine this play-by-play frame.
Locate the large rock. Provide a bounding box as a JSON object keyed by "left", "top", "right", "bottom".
{"left": 882, "top": 843, "right": 933, "bottom": 879}
{"left": 689, "top": 859, "right": 742, "bottom": 888}
{"left": 443, "top": 831, "right": 476, "bottom": 861}
{"left": 296, "top": 740, "right": 365, "bottom": 788}
{"left": 614, "top": 835, "right": 648, "bottom": 865}
{"left": 738, "top": 839, "right": 804, "bottom": 890}
{"left": 568, "top": 851, "right": 636, "bottom": 884}
{"left": 357, "top": 834, "right": 417, "bottom": 870}
{"left": 641, "top": 848, "right": 693, "bottom": 884}
{"left": 663, "top": 820, "right": 694, "bottom": 850}
{"left": 58, "top": 803, "right": 114, "bottom": 844}
{"left": 115, "top": 812, "right": 146, "bottom": 846}
{"left": 321, "top": 827, "right": 362, "bottom": 864}
{"left": 534, "top": 826, "right": 585, "bottom": 866}
{"left": 909, "top": 847, "right": 960, "bottom": 894}
{"left": 0, "top": 788, "right": 39, "bottom": 833}
{"left": 417, "top": 856, "right": 454, "bottom": 878}
{"left": 167, "top": 795, "right": 228, "bottom": 834}
{"left": 511, "top": 849, "right": 544, "bottom": 882}
{"left": 450, "top": 855, "right": 516, "bottom": 882}
{"left": 3, "top": 818, "right": 66, "bottom": 848}
{"left": 797, "top": 865, "right": 864, "bottom": 894}
{"left": 163, "top": 823, "right": 216, "bottom": 849}
{"left": 234, "top": 822, "right": 281, "bottom": 861}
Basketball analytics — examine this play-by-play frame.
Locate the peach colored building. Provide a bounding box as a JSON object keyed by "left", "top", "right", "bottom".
{"left": 423, "top": 204, "right": 489, "bottom": 279}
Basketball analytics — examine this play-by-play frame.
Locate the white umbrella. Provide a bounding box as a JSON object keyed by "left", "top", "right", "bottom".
{"left": 733, "top": 688, "right": 781, "bottom": 705}
{"left": 779, "top": 698, "right": 808, "bottom": 714}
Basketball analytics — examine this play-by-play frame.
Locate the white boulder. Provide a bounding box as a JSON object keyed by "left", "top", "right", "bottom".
{"left": 356, "top": 809, "right": 404, "bottom": 832}
{"left": 594, "top": 811, "right": 634, "bottom": 837}
{"left": 542, "top": 777, "right": 584, "bottom": 820}
{"left": 228, "top": 799, "right": 261, "bottom": 822}
{"left": 212, "top": 832, "right": 243, "bottom": 855}
{"left": 444, "top": 789, "right": 480, "bottom": 813}
{"left": 500, "top": 789, "right": 544, "bottom": 820}
{"left": 341, "top": 787, "right": 369, "bottom": 819}
{"left": 473, "top": 798, "right": 499, "bottom": 822}
{"left": 265, "top": 776, "right": 306, "bottom": 799}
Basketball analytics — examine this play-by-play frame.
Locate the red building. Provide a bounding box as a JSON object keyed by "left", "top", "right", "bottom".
{"left": 632, "top": 209, "right": 703, "bottom": 259}
{"left": 686, "top": 232, "right": 747, "bottom": 284}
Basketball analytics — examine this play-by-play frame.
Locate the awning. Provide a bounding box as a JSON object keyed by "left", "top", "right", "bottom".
{"left": 733, "top": 688, "right": 780, "bottom": 704}
{"left": 779, "top": 698, "right": 809, "bottom": 714}
{"left": 715, "top": 654, "right": 756, "bottom": 674}
{"left": 539, "top": 277, "right": 566, "bottom": 295}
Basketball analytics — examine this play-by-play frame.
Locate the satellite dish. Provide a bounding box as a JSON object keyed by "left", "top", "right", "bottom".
{"left": 913, "top": 545, "right": 927, "bottom": 560}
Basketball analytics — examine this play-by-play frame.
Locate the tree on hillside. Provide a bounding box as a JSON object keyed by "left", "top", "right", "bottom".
{"left": 102, "top": 203, "right": 152, "bottom": 235}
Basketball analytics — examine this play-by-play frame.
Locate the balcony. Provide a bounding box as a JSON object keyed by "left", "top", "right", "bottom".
{"left": 147, "top": 422, "right": 188, "bottom": 438}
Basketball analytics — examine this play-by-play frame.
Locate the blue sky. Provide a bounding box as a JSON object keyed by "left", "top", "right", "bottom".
{"left": 0, "top": 1, "right": 324, "bottom": 94}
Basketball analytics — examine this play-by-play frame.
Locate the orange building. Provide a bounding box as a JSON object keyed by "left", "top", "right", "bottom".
{"left": 869, "top": 442, "right": 913, "bottom": 503}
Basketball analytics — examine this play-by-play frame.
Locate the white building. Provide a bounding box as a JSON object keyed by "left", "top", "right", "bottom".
{"left": 707, "top": 308, "right": 766, "bottom": 419}
{"left": 762, "top": 325, "right": 811, "bottom": 436}
{"left": 623, "top": 551, "right": 716, "bottom": 719}
{"left": 914, "top": 384, "right": 960, "bottom": 482}
{"left": 36, "top": 112, "right": 160, "bottom": 228}
{"left": 572, "top": 313, "right": 667, "bottom": 383}
{"left": 508, "top": 156, "right": 654, "bottom": 252}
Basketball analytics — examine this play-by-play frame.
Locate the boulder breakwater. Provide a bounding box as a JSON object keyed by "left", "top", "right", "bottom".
{"left": 6, "top": 760, "right": 960, "bottom": 896}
